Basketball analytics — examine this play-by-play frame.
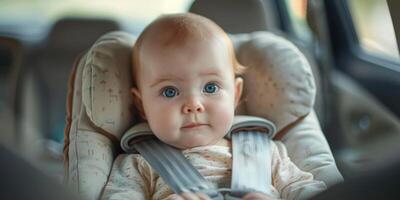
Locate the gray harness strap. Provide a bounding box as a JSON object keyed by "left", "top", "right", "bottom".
{"left": 230, "top": 131, "right": 273, "bottom": 197}
{"left": 132, "top": 138, "right": 223, "bottom": 200}
{"left": 225, "top": 116, "right": 276, "bottom": 199}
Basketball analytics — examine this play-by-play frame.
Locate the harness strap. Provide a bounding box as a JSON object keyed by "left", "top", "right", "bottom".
{"left": 132, "top": 137, "right": 223, "bottom": 200}
{"left": 121, "top": 115, "right": 276, "bottom": 199}
{"left": 226, "top": 115, "right": 276, "bottom": 198}
{"left": 231, "top": 131, "right": 272, "bottom": 196}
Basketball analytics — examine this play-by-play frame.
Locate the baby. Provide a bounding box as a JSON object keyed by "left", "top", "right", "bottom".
{"left": 101, "top": 13, "right": 326, "bottom": 200}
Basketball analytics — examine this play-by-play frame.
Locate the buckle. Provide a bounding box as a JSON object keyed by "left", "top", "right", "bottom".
{"left": 200, "top": 189, "right": 224, "bottom": 200}
{"left": 205, "top": 191, "right": 224, "bottom": 200}
{"left": 218, "top": 189, "right": 251, "bottom": 200}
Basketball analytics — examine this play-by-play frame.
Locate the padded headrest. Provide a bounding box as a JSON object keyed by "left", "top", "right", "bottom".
{"left": 78, "top": 31, "right": 315, "bottom": 139}
{"left": 189, "top": 0, "right": 274, "bottom": 33}
{"left": 232, "top": 32, "right": 316, "bottom": 132}
{"left": 81, "top": 31, "right": 136, "bottom": 137}
{"left": 47, "top": 17, "right": 120, "bottom": 51}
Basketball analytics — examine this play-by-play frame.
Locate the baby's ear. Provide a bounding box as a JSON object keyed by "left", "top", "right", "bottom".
{"left": 131, "top": 87, "right": 146, "bottom": 120}
{"left": 234, "top": 77, "right": 243, "bottom": 108}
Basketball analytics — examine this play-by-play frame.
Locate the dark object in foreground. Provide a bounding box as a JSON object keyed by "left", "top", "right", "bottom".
{"left": 312, "top": 159, "right": 400, "bottom": 200}
{"left": 0, "top": 145, "right": 82, "bottom": 200}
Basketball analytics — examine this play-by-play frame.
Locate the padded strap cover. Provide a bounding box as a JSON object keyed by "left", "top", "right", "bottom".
{"left": 227, "top": 115, "right": 276, "bottom": 138}
{"left": 120, "top": 123, "right": 153, "bottom": 153}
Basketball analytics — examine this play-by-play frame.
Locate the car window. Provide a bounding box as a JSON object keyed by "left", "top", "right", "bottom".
{"left": 0, "top": 0, "right": 194, "bottom": 41}
{"left": 284, "top": 0, "right": 312, "bottom": 42}
{"left": 347, "top": 0, "right": 400, "bottom": 62}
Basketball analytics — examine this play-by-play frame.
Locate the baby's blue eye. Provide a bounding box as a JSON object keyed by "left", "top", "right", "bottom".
{"left": 203, "top": 83, "right": 219, "bottom": 94}
{"left": 162, "top": 87, "right": 179, "bottom": 98}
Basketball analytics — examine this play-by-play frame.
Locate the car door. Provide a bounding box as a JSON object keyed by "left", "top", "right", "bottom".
{"left": 324, "top": 0, "right": 400, "bottom": 176}
{"left": 277, "top": 0, "right": 400, "bottom": 178}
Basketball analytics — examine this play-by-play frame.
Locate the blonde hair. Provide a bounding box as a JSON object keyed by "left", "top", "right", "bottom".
{"left": 132, "top": 13, "right": 245, "bottom": 88}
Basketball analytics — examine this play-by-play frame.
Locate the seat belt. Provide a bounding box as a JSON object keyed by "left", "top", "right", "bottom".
{"left": 122, "top": 123, "right": 223, "bottom": 200}
{"left": 121, "top": 116, "right": 276, "bottom": 199}
{"left": 224, "top": 116, "right": 276, "bottom": 199}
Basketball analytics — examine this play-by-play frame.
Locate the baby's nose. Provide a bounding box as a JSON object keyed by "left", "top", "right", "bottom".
{"left": 182, "top": 99, "right": 205, "bottom": 114}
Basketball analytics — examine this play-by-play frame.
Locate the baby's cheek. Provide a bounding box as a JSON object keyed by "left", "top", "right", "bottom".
{"left": 212, "top": 102, "right": 235, "bottom": 132}
{"left": 148, "top": 109, "right": 180, "bottom": 140}
{"left": 149, "top": 121, "right": 174, "bottom": 143}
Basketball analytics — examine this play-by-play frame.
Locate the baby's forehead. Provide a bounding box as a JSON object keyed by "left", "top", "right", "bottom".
{"left": 142, "top": 21, "right": 227, "bottom": 50}
{"left": 133, "top": 14, "right": 239, "bottom": 78}
{"left": 138, "top": 14, "right": 226, "bottom": 48}
{"left": 139, "top": 22, "right": 232, "bottom": 65}
{"left": 141, "top": 34, "right": 229, "bottom": 59}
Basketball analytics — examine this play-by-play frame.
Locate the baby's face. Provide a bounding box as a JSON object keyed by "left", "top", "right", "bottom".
{"left": 133, "top": 36, "right": 242, "bottom": 149}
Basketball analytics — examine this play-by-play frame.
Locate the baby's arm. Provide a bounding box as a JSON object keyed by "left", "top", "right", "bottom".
{"left": 101, "top": 154, "right": 152, "bottom": 200}
{"left": 272, "top": 141, "right": 327, "bottom": 200}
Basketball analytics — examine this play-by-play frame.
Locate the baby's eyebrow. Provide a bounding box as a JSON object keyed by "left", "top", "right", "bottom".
{"left": 149, "top": 71, "right": 222, "bottom": 88}
{"left": 197, "top": 67, "right": 228, "bottom": 78}
{"left": 150, "top": 76, "right": 183, "bottom": 88}
{"left": 200, "top": 71, "right": 221, "bottom": 77}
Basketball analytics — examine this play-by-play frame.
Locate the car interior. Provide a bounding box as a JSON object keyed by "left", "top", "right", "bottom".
{"left": 1, "top": 0, "right": 400, "bottom": 199}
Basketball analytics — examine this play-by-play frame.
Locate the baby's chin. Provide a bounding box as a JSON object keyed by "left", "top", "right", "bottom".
{"left": 169, "top": 141, "right": 210, "bottom": 150}
{"left": 155, "top": 128, "right": 227, "bottom": 149}
{"left": 169, "top": 137, "right": 221, "bottom": 149}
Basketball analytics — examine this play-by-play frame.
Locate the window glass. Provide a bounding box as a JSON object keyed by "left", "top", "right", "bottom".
{"left": 0, "top": 0, "right": 194, "bottom": 40}
{"left": 285, "top": 0, "right": 312, "bottom": 42}
{"left": 347, "top": 0, "right": 399, "bottom": 61}
{"left": 0, "top": 0, "right": 194, "bottom": 143}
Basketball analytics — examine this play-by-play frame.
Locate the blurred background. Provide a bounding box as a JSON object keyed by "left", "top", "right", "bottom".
{"left": 0, "top": 0, "right": 399, "bottom": 197}
{"left": 0, "top": 0, "right": 194, "bottom": 182}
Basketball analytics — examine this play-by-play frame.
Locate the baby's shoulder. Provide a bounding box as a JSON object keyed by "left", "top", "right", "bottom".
{"left": 114, "top": 153, "right": 152, "bottom": 170}
{"left": 271, "top": 140, "right": 289, "bottom": 158}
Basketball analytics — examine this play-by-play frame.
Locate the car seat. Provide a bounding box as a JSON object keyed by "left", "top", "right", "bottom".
{"left": 64, "top": 30, "right": 343, "bottom": 200}
{"left": 189, "top": 0, "right": 279, "bottom": 34}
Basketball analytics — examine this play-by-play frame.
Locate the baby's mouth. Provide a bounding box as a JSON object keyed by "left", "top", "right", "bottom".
{"left": 181, "top": 123, "right": 208, "bottom": 129}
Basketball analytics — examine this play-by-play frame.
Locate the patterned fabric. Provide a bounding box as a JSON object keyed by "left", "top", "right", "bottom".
{"left": 65, "top": 32, "right": 136, "bottom": 200}
{"left": 101, "top": 140, "right": 326, "bottom": 200}
{"left": 231, "top": 32, "right": 316, "bottom": 132}
{"left": 82, "top": 31, "right": 137, "bottom": 138}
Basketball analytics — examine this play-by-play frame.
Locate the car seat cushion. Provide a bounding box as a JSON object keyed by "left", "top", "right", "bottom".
{"left": 232, "top": 32, "right": 316, "bottom": 133}
{"left": 65, "top": 52, "right": 116, "bottom": 200}
{"left": 64, "top": 31, "right": 136, "bottom": 200}
{"left": 81, "top": 31, "right": 137, "bottom": 139}
{"left": 280, "top": 111, "right": 343, "bottom": 187}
